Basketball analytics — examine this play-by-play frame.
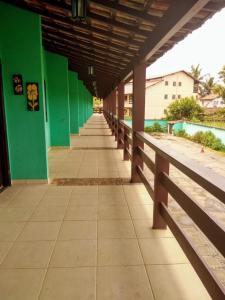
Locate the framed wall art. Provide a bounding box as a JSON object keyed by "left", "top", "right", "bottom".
{"left": 12, "top": 74, "right": 23, "bottom": 95}
{"left": 26, "top": 82, "right": 39, "bottom": 111}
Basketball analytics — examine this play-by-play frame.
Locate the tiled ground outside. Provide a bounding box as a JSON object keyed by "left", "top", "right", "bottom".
{"left": 0, "top": 114, "right": 223, "bottom": 299}
{"left": 0, "top": 183, "right": 211, "bottom": 300}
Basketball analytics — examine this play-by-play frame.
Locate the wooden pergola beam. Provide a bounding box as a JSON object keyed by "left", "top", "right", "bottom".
{"left": 42, "top": 25, "right": 132, "bottom": 60}
{"left": 42, "top": 20, "right": 137, "bottom": 55}
{"left": 89, "top": 0, "right": 159, "bottom": 25}
{"left": 43, "top": 34, "right": 128, "bottom": 66}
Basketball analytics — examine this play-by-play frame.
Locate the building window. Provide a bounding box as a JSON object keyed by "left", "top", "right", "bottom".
{"left": 172, "top": 95, "right": 176, "bottom": 100}
{"left": 178, "top": 95, "right": 181, "bottom": 99}
{"left": 178, "top": 82, "right": 182, "bottom": 86}
{"left": 164, "top": 94, "right": 168, "bottom": 100}
{"left": 127, "top": 94, "right": 133, "bottom": 104}
{"left": 173, "top": 81, "right": 176, "bottom": 86}
{"left": 165, "top": 81, "right": 168, "bottom": 86}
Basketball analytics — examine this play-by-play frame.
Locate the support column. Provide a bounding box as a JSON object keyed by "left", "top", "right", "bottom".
{"left": 131, "top": 63, "right": 146, "bottom": 183}
{"left": 117, "top": 82, "right": 124, "bottom": 149}
{"left": 111, "top": 89, "right": 116, "bottom": 136}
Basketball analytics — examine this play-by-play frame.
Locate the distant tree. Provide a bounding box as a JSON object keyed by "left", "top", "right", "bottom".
{"left": 219, "top": 65, "right": 225, "bottom": 84}
{"left": 166, "top": 97, "right": 203, "bottom": 121}
{"left": 190, "top": 64, "right": 203, "bottom": 81}
{"left": 213, "top": 84, "right": 225, "bottom": 100}
{"left": 201, "top": 76, "right": 215, "bottom": 96}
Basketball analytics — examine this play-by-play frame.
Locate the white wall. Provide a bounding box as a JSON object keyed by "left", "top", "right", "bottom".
{"left": 145, "top": 72, "right": 197, "bottom": 119}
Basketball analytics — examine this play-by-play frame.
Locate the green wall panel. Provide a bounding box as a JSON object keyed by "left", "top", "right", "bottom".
{"left": 45, "top": 51, "right": 70, "bottom": 146}
{"left": 68, "top": 71, "right": 79, "bottom": 134}
{"left": 0, "top": 2, "right": 48, "bottom": 179}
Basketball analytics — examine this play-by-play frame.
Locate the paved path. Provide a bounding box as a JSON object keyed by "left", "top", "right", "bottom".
{"left": 0, "top": 115, "right": 217, "bottom": 299}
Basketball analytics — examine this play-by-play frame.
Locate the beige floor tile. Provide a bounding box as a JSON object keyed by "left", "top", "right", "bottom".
{"left": 134, "top": 220, "right": 174, "bottom": 238}
{"left": 18, "top": 222, "right": 61, "bottom": 241}
{"left": 39, "top": 195, "right": 70, "bottom": 207}
{"left": 0, "top": 222, "right": 25, "bottom": 241}
{"left": 7, "top": 196, "right": 42, "bottom": 207}
{"left": 125, "top": 192, "right": 152, "bottom": 206}
{"left": 98, "top": 239, "right": 143, "bottom": 266}
{"left": 0, "top": 242, "right": 12, "bottom": 263}
{"left": 139, "top": 238, "right": 189, "bottom": 264}
{"left": 69, "top": 194, "right": 98, "bottom": 206}
{"left": 99, "top": 185, "right": 124, "bottom": 195}
{"left": 146, "top": 264, "right": 211, "bottom": 300}
{"left": 39, "top": 267, "right": 96, "bottom": 300}
{"left": 65, "top": 206, "right": 97, "bottom": 221}
{"left": 129, "top": 205, "right": 153, "bottom": 220}
{"left": 0, "top": 207, "right": 35, "bottom": 222}
{"left": 0, "top": 268, "right": 46, "bottom": 300}
{"left": 50, "top": 240, "right": 97, "bottom": 267}
{"left": 98, "top": 206, "right": 131, "bottom": 220}
{"left": 99, "top": 194, "right": 127, "bottom": 206}
{"left": 30, "top": 206, "right": 66, "bottom": 221}
{"left": 1, "top": 241, "right": 54, "bottom": 268}
{"left": 98, "top": 221, "right": 136, "bottom": 239}
{"left": 72, "top": 186, "right": 98, "bottom": 196}
{"left": 97, "top": 266, "right": 154, "bottom": 300}
{"left": 45, "top": 187, "right": 72, "bottom": 197}
{"left": 58, "top": 221, "right": 97, "bottom": 240}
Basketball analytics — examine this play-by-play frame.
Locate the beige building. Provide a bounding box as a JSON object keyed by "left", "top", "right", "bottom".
{"left": 125, "top": 70, "right": 199, "bottom": 119}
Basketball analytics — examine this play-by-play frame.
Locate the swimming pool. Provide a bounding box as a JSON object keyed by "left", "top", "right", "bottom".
{"left": 125, "top": 119, "right": 225, "bottom": 143}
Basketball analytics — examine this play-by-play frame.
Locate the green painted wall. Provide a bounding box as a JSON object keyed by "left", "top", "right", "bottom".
{"left": 42, "top": 47, "right": 50, "bottom": 149}
{"left": 45, "top": 51, "right": 70, "bottom": 146}
{"left": 68, "top": 71, "right": 79, "bottom": 134}
{"left": 0, "top": 2, "right": 48, "bottom": 180}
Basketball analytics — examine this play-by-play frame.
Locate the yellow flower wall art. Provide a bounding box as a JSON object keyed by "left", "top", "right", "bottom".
{"left": 26, "top": 82, "right": 39, "bottom": 111}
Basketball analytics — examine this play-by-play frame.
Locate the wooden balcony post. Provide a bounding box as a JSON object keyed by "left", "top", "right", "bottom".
{"left": 123, "top": 126, "right": 130, "bottom": 160}
{"left": 131, "top": 63, "right": 146, "bottom": 183}
{"left": 117, "top": 82, "right": 125, "bottom": 149}
{"left": 111, "top": 89, "right": 116, "bottom": 136}
{"left": 153, "top": 153, "right": 169, "bottom": 229}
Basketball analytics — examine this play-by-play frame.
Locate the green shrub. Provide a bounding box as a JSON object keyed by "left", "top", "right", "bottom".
{"left": 191, "top": 131, "right": 225, "bottom": 151}
{"left": 145, "top": 123, "right": 166, "bottom": 133}
{"left": 174, "top": 129, "right": 189, "bottom": 138}
{"left": 174, "top": 129, "right": 225, "bottom": 152}
{"left": 166, "top": 97, "right": 203, "bottom": 121}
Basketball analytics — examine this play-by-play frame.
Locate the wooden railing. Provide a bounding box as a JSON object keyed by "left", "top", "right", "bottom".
{"left": 104, "top": 111, "right": 225, "bottom": 300}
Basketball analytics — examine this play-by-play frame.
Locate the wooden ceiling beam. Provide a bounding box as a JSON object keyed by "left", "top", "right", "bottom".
{"left": 42, "top": 24, "right": 131, "bottom": 60}
{"left": 43, "top": 35, "right": 126, "bottom": 69}
{"left": 42, "top": 16, "right": 143, "bottom": 47}
{"left": 42, "top": 20, "right": 136, "bottom": 55}
{"left": 43, "top": 27, "right": 136, "bottom": 57}
{"left": 44, "top": 42, "right": 124, "bottom": 71}
{"left": 39, "top": 0, "right": 151, "bottom": 37}
{"left": 43, "top": 33, "right": 128, "bottom": 66}
{"left": 87, "top": 12, "right": 149, "bottom": 38}
{"left": 89, "top": 0, "right": 159, "bottom": 25}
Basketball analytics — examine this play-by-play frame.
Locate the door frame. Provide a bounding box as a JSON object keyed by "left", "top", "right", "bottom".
{"left": 0, "top": 60, "right": 11, "bottom": 190}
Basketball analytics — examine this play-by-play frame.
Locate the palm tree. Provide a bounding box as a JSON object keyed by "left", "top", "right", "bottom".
{"left": 201, "top": 76, "right": 215, "bottom": 96}
{"left": 190, "top": 64, "right": 203, "bottom": 81}
{"left": 218, "top": 65, "right": 225, "bottom": 84}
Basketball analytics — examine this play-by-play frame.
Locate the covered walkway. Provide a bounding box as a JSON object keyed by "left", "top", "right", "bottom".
{"left": 0, "top": 115, "right": 211, "bottom": 300}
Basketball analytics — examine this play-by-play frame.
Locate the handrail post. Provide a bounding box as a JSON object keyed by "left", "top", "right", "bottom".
{"left": 123, "top": 126, "right": 130, "bottom": 160}
{"left": 153, "top": 153, "right": 169, "bottom": 229}
{"left": 131, "top": 63, "right": 146, "bottom": 182}
{"left": 117, "top": 82, "right": 125, "bottom": 149}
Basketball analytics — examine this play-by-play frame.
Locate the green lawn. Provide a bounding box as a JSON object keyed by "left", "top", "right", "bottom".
{"left": 196, "top": 121, "right": 225, "bottom": 129}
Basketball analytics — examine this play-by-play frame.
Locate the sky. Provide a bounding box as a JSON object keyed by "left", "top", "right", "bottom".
{"left": 146, "top": 7, "right": 225, "bottom": 82}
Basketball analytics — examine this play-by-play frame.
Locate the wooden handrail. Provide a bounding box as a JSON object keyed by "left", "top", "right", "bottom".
{"left": 104, "top": 111, "right": 225, "bottom": 299}
{"left": 136, "top": 131, "right": 225, "bottom": 204}
{"left": 161, "top": 172, "right": 225, "bottom": 257}
{"left": 119, "top": 119, "right": 132, "bottom": 132}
